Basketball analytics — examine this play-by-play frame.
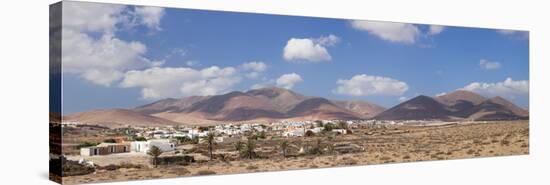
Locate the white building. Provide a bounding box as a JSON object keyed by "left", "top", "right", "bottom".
{"left": 332, "top": 129, "right": 347, "bottom": 135}
{"left": 215, "top": 136, "right": 224, "bottom": 143}
{"left": 283, "top": 129, "right": 305, "bottom": 137}
{"left": 308, "top": 127, "right": 324, "bottom": 134}
{"left": 130, "top": 139, "right": 176, "bottom": 153}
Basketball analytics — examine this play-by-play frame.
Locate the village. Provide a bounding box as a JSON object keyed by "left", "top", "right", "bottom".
{"left": 67, "top": 119, "right": 373, "bottom": 156}
{"left": 61, "top": 119, "right": 473, "bottom": 167}
{"left": 64, "top": 119, "right": 455, "bottom": 157}
{"left": 57, "top": 118, "right": 529, "bottom": 184}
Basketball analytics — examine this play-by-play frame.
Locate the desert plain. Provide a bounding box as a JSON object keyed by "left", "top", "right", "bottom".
{"left": 61, "top": 120, "right": 528, "bottom": 184}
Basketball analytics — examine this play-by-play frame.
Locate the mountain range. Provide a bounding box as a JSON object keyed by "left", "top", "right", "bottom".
{"left": 132, "top": 87, "right": 385, "bottom": 124}
{"left": 375, "top": 90, "right": 529, "bottom": 121}
{"left": 64, "top": 87, "right": 528, "bottom": 127}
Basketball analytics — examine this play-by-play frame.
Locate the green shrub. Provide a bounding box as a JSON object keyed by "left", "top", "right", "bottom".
{"left": 323, "top": 123, "right": 334, "bottom": 132}
{"left": 175, "top": 136, "right": 192, "bottom": 143}
{"left": 103, "top": 164, "right": 119, "bottom": 171}
{"left": 99, "top": 163, "right": 142, "bottom": 171}
{"left": 500, "top": 140, "right": 510, "bottom": 146}
{"left": 156, "top": 155, "right": 195, "bottom": 165}
{"left": 246, "top": 165, "right": 259, "bottom": 170}
{"left": 196, "top": 170, "right": 216, "bottom": 175}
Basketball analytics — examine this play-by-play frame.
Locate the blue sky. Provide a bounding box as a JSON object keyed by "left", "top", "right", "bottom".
{"left": 59, "top": 2, "right": 529, "bottom": 114}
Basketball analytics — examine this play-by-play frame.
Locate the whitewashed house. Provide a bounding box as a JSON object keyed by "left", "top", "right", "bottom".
{"left": 172, "top": 131, "right": 190, "bottom": 138}
{"left": 215, "top": 136, "right": 224, "bottom": 143}
{"left": 198, "top": 130, "right": 209, "bottom": 137}
{"left": 240, "top": 124, "right": 252, "bottom": 132}
{"left": 332, "top": 129, "right": 347, "bottom": 135}
{"left": 130, "top": 139, "right": 176, "bottom": 153}
{"left": 80, "top": 143, "right": 130, "bottom": 156}
{"left": 283, "top": 129, "right": 305, "bottom": 137}
{"left": 308, "top": 127, "right": 324, "bottom": 134}
{"left": 184, "top": 129, "right": 201, "bottom": 139}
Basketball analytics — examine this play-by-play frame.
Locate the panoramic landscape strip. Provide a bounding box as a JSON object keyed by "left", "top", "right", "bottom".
{"left": 50, "top": 1, "right": 528, "bottom": 184}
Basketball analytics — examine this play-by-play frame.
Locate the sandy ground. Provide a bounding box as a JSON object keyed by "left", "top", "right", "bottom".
{"left": 62, "top": 121, "right": 528, "bottom": 184}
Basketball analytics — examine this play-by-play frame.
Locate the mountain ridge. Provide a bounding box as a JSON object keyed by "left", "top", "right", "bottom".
{"left": 67, "top": 87, "right": 386, "bottom": 126}
{"left": 65, "top": 88, "right": 527, "bottom": 126}
{"left": 376, "top": 90, "right": 528, "bottom": 121}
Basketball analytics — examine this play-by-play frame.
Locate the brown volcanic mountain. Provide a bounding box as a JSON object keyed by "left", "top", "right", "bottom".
{"left": 376, "top": 90, "right": 528, "bottom": 121}
{"left": 375, "top": 95, "right": 453, "bottom": 120}
{"left": 457, "top": 96, "right": 529, "bottom": 120}
{"left": 67, "top": 88, "right": 524, "bottom": 125}
{"left": 133, "top": 96, "right": 211, "bottom": 114}
{"left": 129, "top": 87, "right": 383, "bottom": 124}
{"left": 436, "top": 90, "right": 486, "bottom": 111}
{"left": 181, "top": 91, "right": 284, "bottom": 121}
{"left": 287, "top": 98, "right": 363, "bottom": 120}
{"left": 246, "top": 87, "right": 309, "bottom": 112}
{"left": 64, "top": 109, "right": 180, "bottom": 128}
{"left": 332, "top": 100, "right": 386, "bottom": 118}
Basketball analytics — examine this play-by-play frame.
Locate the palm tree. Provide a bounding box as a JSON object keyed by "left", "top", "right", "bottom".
{"left": 315, "top": 120, "right": 323, "bottom": 127}
{"left": 338, "top": 121, "right": 348, "bottom": 130}
{"left": 280, "top": 140, "right": 289, "bottom": 158}
{"left": 147, "top": 145, "right": 163, "bottom": 168}
{"left": 323, "top": 123, "right": 334, "bottom": 132}
{"left": 244, "top": 138, "right": 256, "bottom": 159}
{"left": 310, "top": 138, "right": 323, "bottom": 155}
{"left": 234, "top": 141, "right": 244, "bottom": 152}
{"left": 326, "top": 135, "right": 335, "bottom": 155}
{"left": 205, "top": 132, "right": 216, "bottom": 161}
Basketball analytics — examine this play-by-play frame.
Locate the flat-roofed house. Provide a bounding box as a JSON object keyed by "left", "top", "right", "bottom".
{"left": 80, "top": 143, "right": 130, "bottom": 156}
{"left": 130, "top": 139, "right": 176, "bottom": 153}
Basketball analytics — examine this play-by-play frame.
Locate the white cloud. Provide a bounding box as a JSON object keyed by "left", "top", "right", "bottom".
{"left": 165, "top": 48, "right": 187, "bottom": 59}
{"left": 133, "top": 6, "right": 165, "bottom": 30}
{"left": 315, "top": 34, "right": 341, "bottom": 46}
{"left": 283, "top": 35, "right": 340, "bottom": 62}
{"left": 240, "top": 61, "right": 267, "bottom": 79}
{"left": 250, "top": 80, "right": 275, "bottom": 90}
{"left": 245, "top": 72, "right": 261, "bottom": 79}
{"left": 461, "top": 77, "right": 528, "bottom": 99}
{"left": 120, "top": 66, "right": 240, "bottom": 100}
{"left": 275, "top": 73, "right": 303, "bottom": 89}
{"left": 479, "top": 59, "right": 501, "bottom": 70}
{"left": 61, "top": 29, "right": 162, "bottom": 86}
{"left": 350, "top": 20, "right": 420, "bottom": 44}
{"left": 185, "top": 60, "right": 199, "bottom": 67}
{"left": 497, "top": 30, "right": 529, "bottom": 39}
{"left": 283, "top": 38, "right": 330, "bottom": 62}
{"left": 333, "top": 74, "right": 408, "bottom": 96}
{"left": 497, "top": 30, "right": 516, "bottom": 35}
{"left": 435, "top": 92, "right": 447, "bottom": 97}
{"left": 429, "top": 25, "right": 445, "bottom": 35}
{"left": 240, "top": 61, "right": 267, "bottom": 72}
{"left": 61, "top": 2, "right": 165, "bottom": 86}
{"left": 398, "top": 96, "right": 409, "bottom": 102}
{"left": 62, "top": 1, "right": 126, "bottom": 34}
{"left": 250, "top": 83, "right": 267, "bottom": 90}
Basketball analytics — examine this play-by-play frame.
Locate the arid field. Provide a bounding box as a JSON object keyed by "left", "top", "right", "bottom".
{"left": 58, "top": 121, "right": 529, "bottom": 184}
{"left": 60, "top": 120, "right": 528, "bottom": 184}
